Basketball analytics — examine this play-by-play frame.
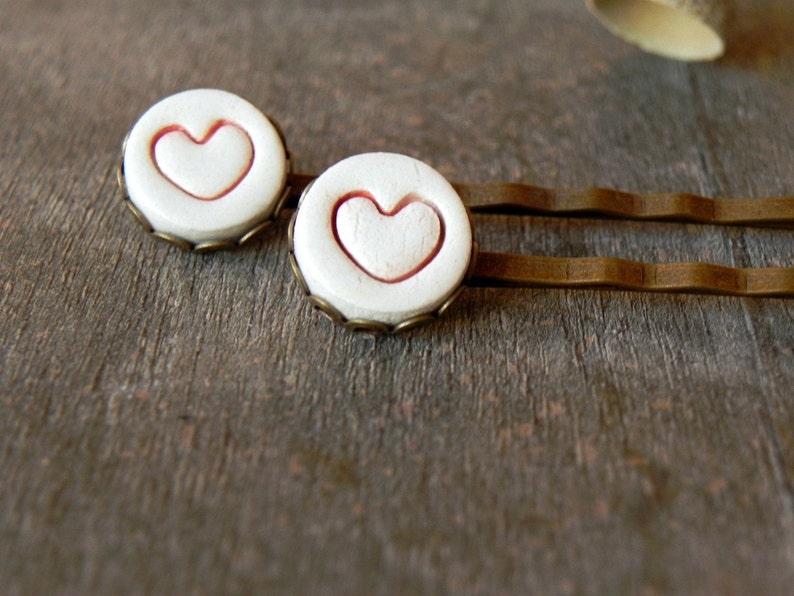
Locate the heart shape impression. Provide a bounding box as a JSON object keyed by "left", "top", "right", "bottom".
{"left": 333, "top": 192, "right": 445, "bottom": 283}
{"left": 151, "top": 120, "right": 254, "bottom": 200}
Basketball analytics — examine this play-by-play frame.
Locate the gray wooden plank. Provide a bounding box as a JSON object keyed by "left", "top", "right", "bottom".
{"left": 1, "top": 0, "right": 793, "bottom": 594}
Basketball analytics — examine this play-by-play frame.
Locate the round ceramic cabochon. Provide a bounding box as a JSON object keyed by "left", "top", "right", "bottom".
{"left": 123, "top": 88, "right": 288, "bottom": 246}
{"left": 291, "top": 152, "right": 473, "bottom": 326}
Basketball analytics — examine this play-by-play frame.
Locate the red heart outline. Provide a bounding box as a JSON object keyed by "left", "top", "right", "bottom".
{"left": 150, "top": 120, "right": 255, "bottom": 201}
{"left": 332, "top": 191, "right": 446, "bottom": 284}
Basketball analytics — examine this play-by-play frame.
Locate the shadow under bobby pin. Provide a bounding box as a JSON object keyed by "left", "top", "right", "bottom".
{"left": 119, "top": 89, "right": 794, "bottom": 334}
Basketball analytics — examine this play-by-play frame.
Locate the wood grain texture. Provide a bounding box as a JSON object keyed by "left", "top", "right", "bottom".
{"left": 1, "top": 0, "right": 793, "bottom": 594}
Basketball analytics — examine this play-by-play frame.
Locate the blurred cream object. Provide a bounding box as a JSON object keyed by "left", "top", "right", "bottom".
{"left": 586, "top": 0, "right": 730, "bottom": 61}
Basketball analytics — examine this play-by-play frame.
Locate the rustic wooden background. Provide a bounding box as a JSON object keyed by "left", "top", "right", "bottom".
{"left": 2, "top": 0, "right": 793, "bottom": 593}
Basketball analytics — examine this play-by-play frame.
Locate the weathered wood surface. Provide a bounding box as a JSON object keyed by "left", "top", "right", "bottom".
{"left": 1, "top": 0, "right": 793, "bottom": 593}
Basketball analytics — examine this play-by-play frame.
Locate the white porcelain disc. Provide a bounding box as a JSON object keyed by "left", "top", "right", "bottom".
{"left": 292, "top": 153, "right": 473, "bottom": 326}
{"left": 123, "top": 89, "right": 288, "bottom": 245}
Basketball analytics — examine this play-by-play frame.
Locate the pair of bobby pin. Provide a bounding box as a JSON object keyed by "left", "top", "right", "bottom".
{"left": 119, "top": 89, "right": 793, "bottom": 333}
